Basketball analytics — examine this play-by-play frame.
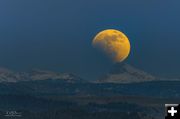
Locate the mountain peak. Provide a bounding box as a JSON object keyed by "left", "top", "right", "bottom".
{"left": 0, "top": 67, "right": 20, "bottom": 82}
{"left": 110, "top": 63, "right": 135, "bottom": 74}
{"left": 96, "top": 63, "right": 156, "bottom": 83}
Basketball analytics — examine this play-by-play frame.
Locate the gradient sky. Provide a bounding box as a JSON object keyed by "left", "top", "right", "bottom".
{"left": 0, "top": 0, "right": 180, "bottom": 80}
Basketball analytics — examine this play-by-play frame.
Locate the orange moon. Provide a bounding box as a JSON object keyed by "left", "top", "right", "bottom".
{"left": 92, "top": 29, "right": 131, "bottom": 62}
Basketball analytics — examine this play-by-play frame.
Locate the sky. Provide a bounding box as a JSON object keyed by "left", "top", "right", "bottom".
{"left": 0, "top": 0, "right": 180, "bottom": 80}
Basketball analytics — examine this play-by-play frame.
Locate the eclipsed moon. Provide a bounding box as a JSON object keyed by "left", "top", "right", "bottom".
{"left": 92, "top": 29, "right": 131, "bottom": 62}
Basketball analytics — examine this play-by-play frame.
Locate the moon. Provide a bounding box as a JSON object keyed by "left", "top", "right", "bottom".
{"left": 92, "top": 29, "right": 131, "bottom": 62}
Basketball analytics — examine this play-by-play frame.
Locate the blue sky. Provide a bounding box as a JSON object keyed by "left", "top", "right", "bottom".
{"left": 0, "top": 0, "right": 180, "bottom": 79}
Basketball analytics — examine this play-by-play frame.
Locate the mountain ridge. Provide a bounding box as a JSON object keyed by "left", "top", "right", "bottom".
{"left": 0, "top": 64, "right": 179, "bottom": 83}
{"left": 0, "top": 68, "right": 83, "bottom": 83}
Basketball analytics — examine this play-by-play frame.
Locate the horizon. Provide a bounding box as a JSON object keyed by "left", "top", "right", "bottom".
{"left": 0, "top": 62, "right": 178, "bottom": 81}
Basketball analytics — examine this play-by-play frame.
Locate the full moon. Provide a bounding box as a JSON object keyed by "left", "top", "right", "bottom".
{"left": 92, "top": 29, "right": 131, "bottom": 62}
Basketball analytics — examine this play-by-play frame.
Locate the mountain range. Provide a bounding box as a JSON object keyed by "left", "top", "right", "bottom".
{"left": 0, "top": 68, "right": 83, "bottom": 83}
{"left": 0, "top": 63, "right": 178, "bottom": 83}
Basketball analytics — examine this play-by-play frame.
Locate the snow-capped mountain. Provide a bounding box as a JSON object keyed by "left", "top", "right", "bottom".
{"left": 0, "top": 68, "right": 83, "bottom": 83}
{"left": 96, "top": 63, "right": 156, "bottom": 83}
